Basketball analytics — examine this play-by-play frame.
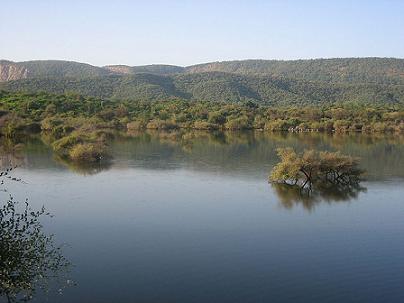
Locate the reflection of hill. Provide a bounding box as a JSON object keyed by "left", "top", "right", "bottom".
{"left": 115, "top": 131, "right": 404, "bottom": 180}
{"left": 2, "top": 132, "right": 404, "bottom": 180}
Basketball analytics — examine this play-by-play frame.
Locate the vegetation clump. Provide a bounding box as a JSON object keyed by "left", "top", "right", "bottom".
{"left": 270, "top": 148, "right": 364, "bottom": 190}
{"left": 68, "top": 143, "right": 107, "bottom": 162}
{"left": 52, "top": 131, "right": 110, "bottom": 163}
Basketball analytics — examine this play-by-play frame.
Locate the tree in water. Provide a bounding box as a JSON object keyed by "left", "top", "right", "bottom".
{"left": 0, "top": 167, "right": 72, "bottom": 302}
{"left": 270, "top": 148, "right": 364, "bottom": 191}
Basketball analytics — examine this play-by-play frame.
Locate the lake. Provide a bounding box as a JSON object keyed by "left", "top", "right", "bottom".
{"left": 2, "top": 131, "right": 404, "bottom": 303}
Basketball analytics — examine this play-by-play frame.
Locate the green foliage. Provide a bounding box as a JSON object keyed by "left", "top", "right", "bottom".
{"left": 51, "top": 130, "right": 110, "bottom": 162}
{"left": 186, "top": 58, "right": 404, "bottom": 85}
{"left": 145, "top": 119, "right": 178, "bottom": 130}
{"left": 0, "top": 168, "right": 71, "bottom": 302}
{"left": 68, "top": 143, "right": 107, "bottom": 162}
{"left": 224, "top": 115, "right": 252, "bottom": 130}
{"left": 0, "top": 91, "right": 403, "bottom": 136}
{"left": 126, "top": 120, "right": 147, "bottom": 131}
{"left": 270, "top": 148, "right": 364, "bottom": 189}
{"left": 2, "top": 58, "right": 404, "bottom": 105}
{"left": 193, "top": 121, "right": 219, "bottom": 130}
{"left": 0, "top": 91, "right": 403, "bottom": 164}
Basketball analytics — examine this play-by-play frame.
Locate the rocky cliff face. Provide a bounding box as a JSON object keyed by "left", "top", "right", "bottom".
{"left": 0, "top": 61, "right": 28, "bottom": 82}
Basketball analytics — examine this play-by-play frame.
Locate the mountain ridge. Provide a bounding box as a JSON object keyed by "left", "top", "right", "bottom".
{"left": 1, "top": 58, "right": 404, "bottom": 106}
{"left": 2, "top": 57, "right": 404, "bottom": 82}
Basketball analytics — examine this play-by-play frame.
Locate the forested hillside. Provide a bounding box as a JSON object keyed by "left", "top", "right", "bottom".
{"left": 186, "top": 58, "right": 404, "bottom": 85}
{"left": 1, "top": 58, "right": 403, "bottom": 105}
{"left": 1, "top": 72, "right": 403, "bottom": 106}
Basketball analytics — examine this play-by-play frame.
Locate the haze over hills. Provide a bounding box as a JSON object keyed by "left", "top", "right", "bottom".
{"left": 1, "top": 58, "right": 404, "bottom": 105}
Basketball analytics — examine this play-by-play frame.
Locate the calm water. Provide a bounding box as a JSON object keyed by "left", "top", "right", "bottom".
{"left": 1, "top": 131, "right": 404, "bottom": 303}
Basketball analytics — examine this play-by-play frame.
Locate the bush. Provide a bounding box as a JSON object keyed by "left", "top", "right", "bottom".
{"left": 193, "top": 121, "right": 219, "bottom": 130}
{"left": 127, "top": 120, "right": 146, "bottom": 130}
{"left": 52, "top": 133, "right": 83, "bottom": 156}
{"left": 68, "top": 143, "right": 107, "bottom": 162}
{"left": 208, "top": 112, "right": 226, "bottom": 125}
{"left": 146, "top": 119, "right": 178, "bottom": 130}
{"left": 333, "top": 120, "right": 351, "bottom": 132}
{"left": 41, "top": 117, "right": 63, "bottom": 131}
{"left": 371, "top": 122, "right": 389, "bottom": 132}
{"left": 270, "top": 148, "right": 364, "bottom": 189}
{"left": 224, "top": 116, "right": 251, "bottom": 130}
{"left": 309, "top": 121, "right": 324, "bottom": 131}
{"left": 264, "top": 120, "right": 290, "bottom": 131}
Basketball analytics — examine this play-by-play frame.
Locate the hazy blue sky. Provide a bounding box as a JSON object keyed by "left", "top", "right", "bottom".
{"left": 1, "top": 0, "right": 403, "bottom": 66}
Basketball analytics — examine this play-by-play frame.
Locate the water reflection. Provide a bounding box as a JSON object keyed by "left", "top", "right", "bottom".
{"left": 120, "top": 130, "right": 404, "bottom": 179}
{"left": 54, "top": 156, "right": 111, "bottom": 175}
{"left": 0, "top": 139, "right": 26, "bottom": 169}
{"left": 3, "top": 130, "right": 404, "bottom": 180}
{"left": 1, "top": 131, "right": 403, "bottom": 302}
{"left": 0, "top": 169, "right": 72, "bottom": 302}
{"left": 272, "top": 183, "right": 367, "bottom": 211}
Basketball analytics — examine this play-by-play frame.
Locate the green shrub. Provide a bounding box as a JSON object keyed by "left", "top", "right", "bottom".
{"left": 127, "top": 120, "right": 147, "bottom": 130}
{"left": 333, "top": 120, "right": 351, "bottom": 132}
{"left": 208, "top": 112, "right": 226, "bottom": 125}
{"left": 146, "top": 119, "right": 178, "bottom": 130}
{"left": 224, "top": 116, "right": 251, "bottom": 130}
{"left": 68, "top": 143, "right": 107, "bottom": 162}
{"left": 52, "top": 133, "right": 84, "bottom": 156}
{"left": 193, "top": 121, "right": 219, "bottom": 130}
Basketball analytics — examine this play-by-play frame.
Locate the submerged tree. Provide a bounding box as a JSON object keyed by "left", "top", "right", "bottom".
{"left": 0, "top": 168, "right": 72, "bottom": 302}
{"left": 270, "top": 148, "right": 364, "bottom": 190}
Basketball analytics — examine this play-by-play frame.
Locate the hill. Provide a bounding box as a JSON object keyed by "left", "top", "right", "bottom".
{"left": 0, "top": 58, "right": 404, "bottom": 106}
{"left": 0, "top": 60, "right": 112, "bottom": 82}
{"left": 2, "top": 72, "right": 403, "bottom": 106}
{"left": 185, "top": 58, "right": 404, "bottom": 85}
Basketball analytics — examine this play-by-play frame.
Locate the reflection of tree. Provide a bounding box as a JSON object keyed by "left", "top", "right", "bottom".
{"left": 0, "top": 138, "right": 26, "bottom": 169}
{"left": 0, "top": 169, "right": 72, "bottom": 302}
{"left": 272, "top": 182, "right": 367, "bottom": 211}
{"left": 54, "top": 155, "right": 111, "bottom": 175}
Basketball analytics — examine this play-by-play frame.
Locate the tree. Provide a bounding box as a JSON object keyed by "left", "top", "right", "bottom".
{"left": 269, "top": 148, "right": 364, "bottom": 190}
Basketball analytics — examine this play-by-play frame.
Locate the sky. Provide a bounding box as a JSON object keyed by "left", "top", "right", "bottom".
{"left": 1, "top": 0, "right": 403, "bottom": 66}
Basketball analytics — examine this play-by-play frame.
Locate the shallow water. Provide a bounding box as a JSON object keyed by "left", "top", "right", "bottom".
{"left": 1, "top": 131, "right": 404, "bottom": 303}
